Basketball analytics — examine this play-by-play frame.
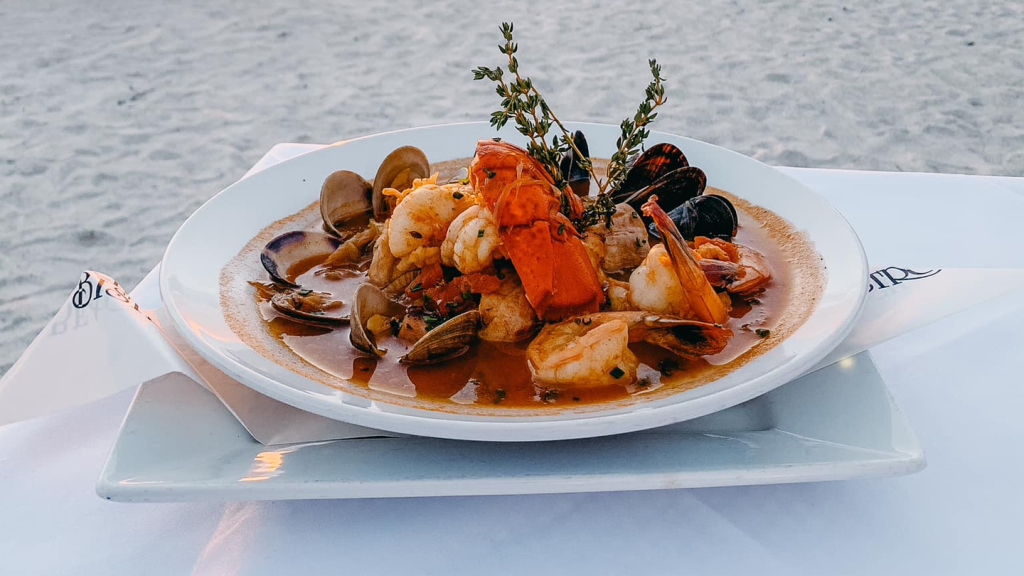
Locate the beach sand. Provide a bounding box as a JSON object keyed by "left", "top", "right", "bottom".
{"left": 1, "top": 0, "right": 1022, "bottom": 375}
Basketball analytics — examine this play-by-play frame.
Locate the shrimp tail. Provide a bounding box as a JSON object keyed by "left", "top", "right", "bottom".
{"left": 642, "top": 196, "right": 730, "bottom": 325}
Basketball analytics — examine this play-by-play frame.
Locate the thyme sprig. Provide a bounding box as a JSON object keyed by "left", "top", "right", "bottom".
{"left": 606, "top": 60, "right": 666, "bottom": 190}
{"left": 473, "top": 22, "right": 667, "bottom": 214}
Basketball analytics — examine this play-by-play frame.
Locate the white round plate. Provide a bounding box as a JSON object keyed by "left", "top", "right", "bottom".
{"left": 161, "top": 122, "right": 867, "bottom": 442}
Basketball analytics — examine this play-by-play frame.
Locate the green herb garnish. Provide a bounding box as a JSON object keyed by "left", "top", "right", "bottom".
{"left": 609, "top": 366, "right": 625, "bottom": 379}
{"left": 452, "top": 191, "right": 464, "bottom": 199}
{"left": 494, "top": 388, "right": 507, "bottom": 404}
{"left": 755, "top": 328, "right": 771, "bottom": 338}
{"left": 473, "top": 21, "right": 667, "bottom": 199}
{"left": 409, "top": 282, "right": 423, "bottom": 293}
{"left": 477, "top": 229, "right": 485, "bottom": 238}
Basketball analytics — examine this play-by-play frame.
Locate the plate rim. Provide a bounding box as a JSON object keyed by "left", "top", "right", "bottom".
{"left": 159, "top": 121, "right": 869, "bottom": 441}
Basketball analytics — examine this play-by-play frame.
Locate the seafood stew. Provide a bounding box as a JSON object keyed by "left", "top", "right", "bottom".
{"left": 219, "top": 23, "right": 825, "bottom": 415}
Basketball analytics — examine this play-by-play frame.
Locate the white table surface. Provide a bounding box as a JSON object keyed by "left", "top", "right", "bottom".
{"left": 3, "top": 144, "right": 1024, "bottom": 575}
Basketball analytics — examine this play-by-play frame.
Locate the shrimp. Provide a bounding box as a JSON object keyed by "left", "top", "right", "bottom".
{"left": 470, "top": 140, "right": 603, "bottom": 321}
{"left": 441, "top": 204, "right": 501, "bottom": 274}
{"left": 527, "top": 311, "right": 732, "bottom": 387}
{"left": 642, "top": 197, "right": 730, "bottom": 324}
{"left": 583, "top": 203, "right": 650, "bottom": 273}
{"left": 478, "top": 273, "right": 539, "bottom": 342}
{"left": 628, "top": 243, "right": 689, "bottom": 316}
{"left": 387, "top": 176, "right": 475, "bottom": 261}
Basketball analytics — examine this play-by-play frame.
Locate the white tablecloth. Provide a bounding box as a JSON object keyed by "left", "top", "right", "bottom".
{"left": 3, "top": 145, "right": 1023, "bottom": 575}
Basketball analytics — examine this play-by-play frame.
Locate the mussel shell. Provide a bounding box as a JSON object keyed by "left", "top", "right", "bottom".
{"left": 400, "top": 310, "right": 480, "bottom": 364}
{"left": 372, "top": 146, "right": 430, "bottom": 221}
{"left": 350, "top": 283, "right": 406, "bottom": 357}
{"left": 320, "top": 170, "right": 373, "bottom": 237}
{"left": 651, "top": 194, "right": 738, "bottom": 241}
{"left": 270, "top": 290, "right": 348, "bottom": 326}
{"left": 558, "top": 130, "right": 591, "bottom": 196}
{"left": 619, "top": 166, "right": 706, "bottom": 213}
{"left": 261, "top": 231, "right": 343, "bottom": 288}
{"left": 614, "top": 143, "right": 689, "bottom": 200}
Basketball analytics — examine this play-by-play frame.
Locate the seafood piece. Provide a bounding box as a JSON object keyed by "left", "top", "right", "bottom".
{"left": 527, "top": 311, "right": 732, "bottom": 387}
{"left": 643, "top": 197, "right": 730, "bottom": 324}
{"left": 322, "top": 221, "right": 382, "bottom": 267}
{"left": 386, "top": 175, "right": 475, "bottom": 269}
{"left": 628, "top": 244, "right": 689, "bottom": 316}
{"left": 441, "top": 204, "right": 501, "bottom": 274}
{"left": 270, "top": 289, "right": 347, "bottom": 326}
{"left": 615, "top": 143, "right": 689, "bottom": 200}
{"left": 445, "top": 166, "right": 469, "bottom": 184}
{"left": 558, "top": 130, "right": 592, "bottom": 197}
{"left": 372, "top": 146, "right": 431, "bottom": 221}
{"left": 583, "top": 203, "right": 650, "bottom": 273}
{"left": 319, "top": 170, "right": 373, "bottom": 237}
{"left": 368, "top": 223, "right": 399, "bottom": 287}
{"left": 349, "top": 284, "right": 406, "bottom": 357}
{"left": 605, "top": 278, "right": 633, "bottom": 311}
{"left": 400, "top": 310, "right": 480, "bottom": 364}
{"left": 655, "top": 194, "right": 738, "bottom": 241}
{"left": 261, "top": 231, "right": 342, "bottom": 288}
{"left": 729, "top": 244, "right": 773, "bottom": 294}
{"left": 616, "top": 166, "right": 707, "bottom": 214}
{"left": 478, "top": 274, "right": 539, "bottom": 342}
{"left": 470, "top": 140, "right": 603, "bottom": 321}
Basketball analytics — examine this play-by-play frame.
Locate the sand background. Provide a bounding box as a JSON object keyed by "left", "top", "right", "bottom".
{"left": 1, "top": 0, "right": 1022, "bottom": 375}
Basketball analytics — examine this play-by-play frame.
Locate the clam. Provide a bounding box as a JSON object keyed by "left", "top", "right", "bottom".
{"left": 261, "top": 231, "right": 342, "bottom": 288}
{"left": 400, "top": 310, "right": 480, "bottom": 364}
{"left": 445, "top": 166, "right": 469, "bottom": 184}
{"left": 372, "top": 146, "right": 430, "bottom": 221}
{"left": 349, "top": 283, "right": 406, "bottom": 357}
{"left": 559, "top": 130, "right": 592, "bottom": 196}
{"left": 320, "top": 170, "right": 373, "bottom": 237}
{"left": 270, "top": 289, "right": 348, "bottom": 326}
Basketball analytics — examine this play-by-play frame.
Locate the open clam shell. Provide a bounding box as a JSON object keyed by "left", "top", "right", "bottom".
{"left": 320, "top": 170, "right": 373, "bottom": 237}
{"left": 261, "top": 231, "right": 342, "bottom": 288}
{"left": 270, "top": 290, "right": 348, "bottom": 326}
{"left": 350, "top": 283, "right": 406, "bottom": 357}
{"left": 401, "top": 310, "right": 480, "bottom": 364}
{"left": 372, "top": 146, "right": 430, "bottom": 221}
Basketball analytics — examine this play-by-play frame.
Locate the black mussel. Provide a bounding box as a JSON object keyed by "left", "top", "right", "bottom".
{"left": 558, "top": 130, "right": 591, "bottom": 196}
{"left": 650, "top": 193, "right": 738, "bottom": 241}
{"left": 617, "top": 166, "right": 706, "bottom": 213}
{"left": 613, "top": 143, "right": 689, "bottom": 201}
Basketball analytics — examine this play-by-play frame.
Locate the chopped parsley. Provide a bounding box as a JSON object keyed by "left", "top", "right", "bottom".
{"left": 484, "top": 168, "right": 496, "bottom": 178}
{"left": 609, "top": 366, "right": 625, "bottom": 379}
{"left": 755, "top": 328, "right": 771, "bottom": 338}
{"left": 558, "top": 222, "right": 566, "bottom": 235}
{"left": 452, "top": 191, "right": 464, "bottom": 199}
{"left": 477, "top": 229, "right": 485, "bottom": 238}
{"left": 658, "top": 358, "right": 679, "bottom": 377}
{"left": 297, "top": 289, "right": 312, "bottom": 296}
{"left": 409, "top": 282, "right": 423, "bottom": 293}
{"left": 493, "top": 388, "right": 507, "bottom": 404}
